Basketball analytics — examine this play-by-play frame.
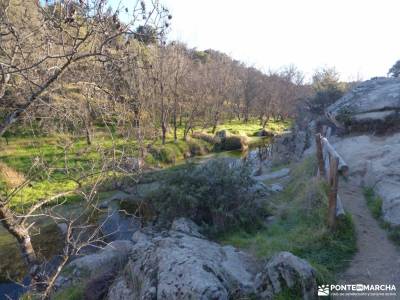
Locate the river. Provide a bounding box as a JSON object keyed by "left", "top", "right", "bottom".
{"left": 0, "top": 140, "right": 271, "bottom": 299}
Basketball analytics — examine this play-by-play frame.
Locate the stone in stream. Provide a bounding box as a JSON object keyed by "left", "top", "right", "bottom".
{"left": 256, "top": 129, "right": 275, "bottom": 137}
{"left": 215, "top": 129, "right": 230, "bottom": 139}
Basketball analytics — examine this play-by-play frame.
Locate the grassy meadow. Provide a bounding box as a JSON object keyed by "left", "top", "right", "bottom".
{"left": 0, "top": 119, "right": 291, "bottom": 208}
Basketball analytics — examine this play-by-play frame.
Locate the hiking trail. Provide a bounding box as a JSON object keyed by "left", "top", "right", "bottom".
{"left": 336, "top": 177, "right": 400, "bottom": 299}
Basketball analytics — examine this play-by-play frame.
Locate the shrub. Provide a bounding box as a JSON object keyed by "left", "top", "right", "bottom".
{"left": 148, "top": 145, "right": 177, "bottom": 164}
{"left": 146, "top": 159, "right": 266, "bottom": 235}
{"left": 192, "top": 131, "right": 248, "bottom": 152}
{"left": 187, "top": 139, "right": 209, "bottom": 156}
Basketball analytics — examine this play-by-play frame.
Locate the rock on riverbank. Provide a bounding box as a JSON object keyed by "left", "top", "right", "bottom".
{"left": 56, "top": 218, "right": 318, "bottom": 299}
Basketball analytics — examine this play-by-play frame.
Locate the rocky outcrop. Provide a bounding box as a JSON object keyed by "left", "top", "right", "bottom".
{"left": 106, "top": 219, "right": 317, "bottom": 300}
{"left": 256, "top": 129, "right": 275, "bottom": 137}
{"left": 271, "top": 127, "right": 309, "bottom": 164}
{"left": 107, "top": 222, "right": 258, "bottom": 299}
{"left": 55, "top": 240, "right": 133, "bottom": 290}
{"left": 326, "top": 77, "right": 400, "bottom": 132}
{"left": 255, "top": 252, "right": 318, "bottom": 300}
{"left": 55, "top": 219, "right": 317, "bottom": 299}
{"left": 331, "top": 133, "right": 400, "bottom": 225}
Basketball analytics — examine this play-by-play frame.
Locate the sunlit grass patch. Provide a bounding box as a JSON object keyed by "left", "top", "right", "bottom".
{"left": 0, "top": 118, "right": 290, "bottom": 207}
{"left": 206, "top": 118, "right": 292, "bottom": 136}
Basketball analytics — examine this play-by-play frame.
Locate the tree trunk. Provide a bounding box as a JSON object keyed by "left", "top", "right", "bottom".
{"left": 244, "top": 108, "right": 249, "bottom": 123}
{"left": 179, "top": 112, "right": 182, "bottom": 127}
{"left": 183, "top": 128, "right": 189, "bottom": 141}
{"left": 161, "top": 121, "right": 167, "bottom": 145}
{"left": 173, "top": 101, "right": 178, "bottom": 143}
{"left": 85, "top": 124, "right": 92, "bottom": 145}
{"left": 211, "top": 111, "right": 219, "bottom": 134}
{"left": 0, "top": 205, "right": 41, "bottom": 281}
{"left": 262, "top": 119, "right": 268, "bottom": 129}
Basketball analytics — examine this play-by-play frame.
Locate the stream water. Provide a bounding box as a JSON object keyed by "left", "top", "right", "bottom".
{"left": 0, "top": 139, "right": 271, "bottom": 299}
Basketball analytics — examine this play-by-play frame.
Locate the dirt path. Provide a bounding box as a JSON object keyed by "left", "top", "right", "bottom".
{"left": 336, "top": 177, "right": 400, "bottom": 299}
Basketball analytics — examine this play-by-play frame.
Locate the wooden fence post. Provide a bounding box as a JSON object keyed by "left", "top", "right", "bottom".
{"left": 328, "top": 156, "right": 339, "bottom": 229}
{"left": 315, "top": 134, "right": 325, "bottom": 178}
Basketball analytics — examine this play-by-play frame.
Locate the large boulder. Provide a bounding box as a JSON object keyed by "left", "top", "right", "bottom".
{"left": 326, "top": 77, "right": 400, "bottom": 132}
{"left": 108, "top": 225, "right": 258, "bottom": 299}
{"left": 215, "top": 129, "right": 230, "bottom": 139}
{"left": 55, "top": 240, "right": 134, "bottom": 290}
{"left": 256, "top": 129, "right": 275, "bottom": 137}
{"left": 271, "top": 128, "right": 308, "bottom": 164}
{"left": 55, "top": 219, "right": 318, "bottom": 299}
{"left": 107, "top": 219, "right": 318, "bottom": 300}
{"left": 255, "top": 252, "right": 318, "bottom": 300}
{"left": 332, "top": 133, "right": 400, "bottom": 225}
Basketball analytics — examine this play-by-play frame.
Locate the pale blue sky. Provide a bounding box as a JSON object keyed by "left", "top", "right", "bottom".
{"left": 113, "top": 0, "right": 400, "bottom": 81}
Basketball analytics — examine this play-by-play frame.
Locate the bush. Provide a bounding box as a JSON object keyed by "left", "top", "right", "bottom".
{"left": 187, "top": 139, "right": 209, "bottom": 156}
{"left": 192, "top": 131, "right": 248, "bottom": 152}
{"left": 146, "top": 159, "right": 266, "bottom": 235}
{"left": 148, "top": 145, "right": 177, "bottom": 164}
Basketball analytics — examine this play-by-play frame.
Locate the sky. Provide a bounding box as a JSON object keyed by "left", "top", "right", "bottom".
{"left": 114, "top": 0, "right": 400, "bottom": 81}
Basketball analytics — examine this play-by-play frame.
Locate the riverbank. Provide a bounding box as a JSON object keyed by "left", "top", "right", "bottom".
{"left": 0, "top": 119, "right": 289, "bottom": 208}
{"left": 0, "top": 119, "right": 289, "bottom": 285}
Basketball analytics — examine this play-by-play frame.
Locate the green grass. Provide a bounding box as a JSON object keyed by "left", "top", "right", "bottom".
{"left": 274, "top": 286, "right": 302, "bottom": 300}
{"left": 219, "top": 156, "right": 356, "bottom": 283}
{"left": 53, "top": 284, "right": 84, "bottom": 300}
{"left": 0, "top": 119, "right": 291, "bottom": 208}
{"left": 205, "top": 118, "right": 292, "bottom": 136}
{"left": 363, "top": 187, "right": 400, "bottom": 246}
{"left": 363, "top": 187, "right": 383, "bottom": 219}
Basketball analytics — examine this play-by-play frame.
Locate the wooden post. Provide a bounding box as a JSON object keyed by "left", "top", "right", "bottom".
{"left": 315, "top": 134, "right": 325, "bottom": 178}
{"left": 328, "top": 156, "right": 339, "bottom": 229}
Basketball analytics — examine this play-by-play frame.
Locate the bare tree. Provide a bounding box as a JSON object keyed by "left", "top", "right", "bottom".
{"left": 0, "top": 0, "right": 169, "bottom": 296}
